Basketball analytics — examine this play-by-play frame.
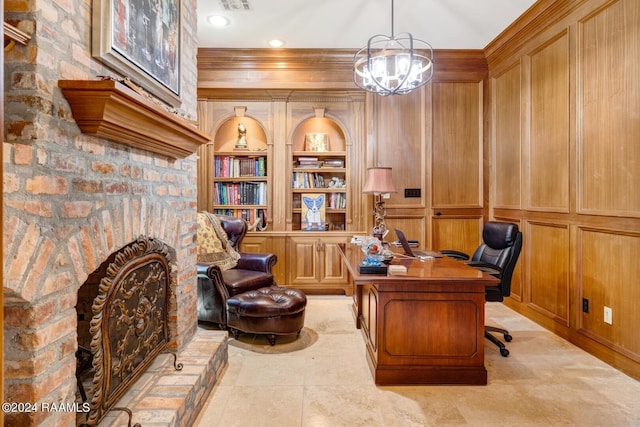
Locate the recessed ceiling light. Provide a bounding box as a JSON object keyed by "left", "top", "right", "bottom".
{"left": 207, "top": 15, "right": 230, "bottom": 27}
{"left": 268, "top": 39, "right": 285, "bottom": 48}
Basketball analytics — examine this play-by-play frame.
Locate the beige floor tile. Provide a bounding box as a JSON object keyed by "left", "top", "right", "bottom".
{"left": 375, "top": 386, "right": 466, "bottom": 426}
{"left": 234, "top": 353, "right": 307, "bottom": 386}
{"left": 217, "top": 385, "right": 303, "bottom": 427}
{"left": 303, "top": 353, "right": 372, "bottom": 386}
{"left": 194, "top": 384, "right": 232, "bottom": 427}
{"left": 193, "top": 295, "right": 640, "bottom": 427}
{"left": 302, "top": 384, "right": 385, "bottom": 426}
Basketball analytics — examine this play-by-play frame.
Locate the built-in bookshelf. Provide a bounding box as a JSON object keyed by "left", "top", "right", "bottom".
{"left": 210, "top": 116, "right": 269, "bottom": 229}
{"left": 197, "top": 95, "right": 365, "bottom": 294}
{"left": 290, "top": 116, "right": 348, "bottom": 231}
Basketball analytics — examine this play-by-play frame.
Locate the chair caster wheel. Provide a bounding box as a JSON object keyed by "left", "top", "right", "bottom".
{"left": 504, "top": 334, "right": 513, "bottom": 342}
{"left": 500, "top": 348, "right": 510, "bottom": 357}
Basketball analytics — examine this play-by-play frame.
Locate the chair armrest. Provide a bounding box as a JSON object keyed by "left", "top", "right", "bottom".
{"left": 197, "top": 263, "right": 231, "bottom": 300}
{"left": 465, "top": 261, "right": 502, "bottom": 277}
{"left": 439, "top": 250, "right": 470, "bottom": 261}
{"left": 236, "top": 252, "right": 277, "bottom": 273}
{"left": 196, "top": 263, "right": 209, "bottom": 276}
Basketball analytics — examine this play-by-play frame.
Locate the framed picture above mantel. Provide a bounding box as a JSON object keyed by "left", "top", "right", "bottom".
{"left": 92, "top": 0, "right": 181, "bottom": 107}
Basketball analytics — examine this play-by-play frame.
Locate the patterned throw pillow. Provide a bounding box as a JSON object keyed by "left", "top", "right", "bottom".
{"left": 196, "top": 212, "right": 240, "bottom": 270}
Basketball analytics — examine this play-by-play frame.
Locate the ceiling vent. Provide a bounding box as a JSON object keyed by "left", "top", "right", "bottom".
{"left": 219, "top": 0, "right": 251, "bottom": 11}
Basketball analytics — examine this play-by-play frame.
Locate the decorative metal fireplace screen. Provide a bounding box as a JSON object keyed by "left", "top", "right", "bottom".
{"left": 77, "top": 236, "right": 172, "bottom": 426}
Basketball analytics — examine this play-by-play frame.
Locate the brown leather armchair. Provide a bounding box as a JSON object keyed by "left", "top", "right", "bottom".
{"left": 196, "top": 215, "right": 277, "bottom": 329}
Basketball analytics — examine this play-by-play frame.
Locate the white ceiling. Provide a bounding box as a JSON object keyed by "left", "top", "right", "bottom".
{"left": 197, "top": 0, "right": 538, "bottom": 50}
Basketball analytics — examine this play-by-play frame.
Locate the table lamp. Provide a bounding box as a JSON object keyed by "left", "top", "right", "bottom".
{"left": 362, "top": 167, "right": 397, "bottom": 239}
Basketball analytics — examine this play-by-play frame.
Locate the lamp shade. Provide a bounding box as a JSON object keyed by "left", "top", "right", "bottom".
{"left": 363, "top": 167, "right": 397, "bottom": 194}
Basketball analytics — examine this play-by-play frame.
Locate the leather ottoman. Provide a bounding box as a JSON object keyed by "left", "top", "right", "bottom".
{"left": 226, "top": 286, "right": 307, "bottom": 345}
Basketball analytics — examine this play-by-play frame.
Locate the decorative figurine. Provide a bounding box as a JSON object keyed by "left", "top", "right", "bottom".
{"left": 235, "top": 122, "right": 248, "bottom": 150}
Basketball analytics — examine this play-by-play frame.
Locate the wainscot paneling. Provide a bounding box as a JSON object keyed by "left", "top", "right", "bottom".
{"left": 369, "top": 88, "right": 426, "bottom": 208}
{"left": 528, "top": 30, "right": 570, "bottom": 212}
{"left": 431, "top": 216, "right": 483, "bottom": 256}
{"left": 385, "top": 216, "right": 427, "bottom": 249}
{"left": 578, "top": 0, "right": 640, "bottom": 217}
{"left": 487, "top": 0, "right": 640, "bottom": 379}
{"left": 367, "top": 50, "right": 487, "bottom": 248}
{"left": 577, "top": 226, "right": 640, "bottom": 362}
{"left": 527, "top": 221, "right": 570, "bottom": 326}
{"left": 432, "top": 82, "right": 483, "bottom": 209}
{"left": 492, "top": 63, "right": 523, "bottom": 210}
{"left": 368, "top": 87, "right": 428, "bottom": 244}
{"left": 493, "top": 216, "right": 524, "bottom": 302}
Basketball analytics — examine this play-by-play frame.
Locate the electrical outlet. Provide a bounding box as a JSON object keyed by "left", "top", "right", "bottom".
{"left": 604, "top": 306, "right": 613, "bottom": 325}
{"left": 582, "top": 298, "right": 589, "bottom": 313}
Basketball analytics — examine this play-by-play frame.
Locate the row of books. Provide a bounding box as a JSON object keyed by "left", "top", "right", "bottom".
{"left": 214, "top": 182, "right": 267, "bottom": 206}
{"left": 213, "top": 208, "right": 267, "bottom": 228}
{"left": 215, "top": 156, "right": 266, "bottom": 178}
{"left": 291, "top": 192, "right": 346, "bottom": 209}
{"left": 296, "top": 156, "right": 320, "bottom": 168}
{"left": 295, "top": 157, "right": 344, "bottom": 168}
{"left": 327, "top": 192, "right": 347, "bottom": 209}
{"left": 292, "top": 172, "right": 327, "bottom": 189}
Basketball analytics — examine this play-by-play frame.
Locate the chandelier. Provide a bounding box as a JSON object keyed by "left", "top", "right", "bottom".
{"left": 354, "top": 0, "right": 434, "bottom": 96}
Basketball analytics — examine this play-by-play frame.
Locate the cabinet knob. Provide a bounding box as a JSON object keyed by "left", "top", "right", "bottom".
{"left": 436, "top": 212, "right": 442, "bottom": 216}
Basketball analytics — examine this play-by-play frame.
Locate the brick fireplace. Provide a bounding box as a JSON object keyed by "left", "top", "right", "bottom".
{"left": 3, "top": 0, "right": 221, "bottom": 426}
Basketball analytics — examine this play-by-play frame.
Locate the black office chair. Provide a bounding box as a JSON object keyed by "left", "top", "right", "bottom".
{"left": 441, "top": 221, "right": 522, "bottom": 357}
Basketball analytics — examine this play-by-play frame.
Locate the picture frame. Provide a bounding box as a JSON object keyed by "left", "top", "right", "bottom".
{"left": 305, "top": 133, "right": 330, "bottom": 152}
{"left": 92, "top": 0, "right": 182, "bottom": 107}
{"left": 301, "top": 194, "right": 326, "bottom": 231}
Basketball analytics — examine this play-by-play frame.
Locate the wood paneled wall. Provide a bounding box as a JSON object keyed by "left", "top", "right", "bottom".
{"left": 487, "top": 0, "right": 640, "bottom": 379}
{"left": 196, "top": 3, "right": 640, "bottom": 377}
{"left": 376, "top": 51, "right": 487, "bottom": 254}
{"left": 198, "top": 49, "right": 488, "bottom": 253}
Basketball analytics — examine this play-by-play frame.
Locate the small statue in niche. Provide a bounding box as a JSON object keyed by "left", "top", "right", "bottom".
{"left": 235, "top": 122, "right": 248, "bottom": 150}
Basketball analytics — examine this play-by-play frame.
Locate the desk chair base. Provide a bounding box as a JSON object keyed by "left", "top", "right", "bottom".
{"left": 485, "top": 325, "right": 512, "bottom": 357}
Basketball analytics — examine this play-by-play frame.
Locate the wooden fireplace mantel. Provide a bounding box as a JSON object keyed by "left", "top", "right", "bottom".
{"left": 58, "top": 79, "right": 211, "bottom": 158}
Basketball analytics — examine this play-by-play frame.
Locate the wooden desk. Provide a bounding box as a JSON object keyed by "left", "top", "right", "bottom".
{"left": 338, "top": 244, "right": 499, "bottom": 385}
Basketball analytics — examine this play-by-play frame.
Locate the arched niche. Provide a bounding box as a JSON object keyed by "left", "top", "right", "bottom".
{"left": 214, "top": 116, "right": 267, "bottom": 152}
{"left": 291, "top": 117, "right": 346, "bottom": 152}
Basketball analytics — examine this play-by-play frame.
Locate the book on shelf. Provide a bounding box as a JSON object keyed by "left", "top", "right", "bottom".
{"left": 321, "top": 158, "right": 344, "bottom": 168}
{"left": 215, "top": 155, "right": 267, "bottom": 178}
{"left": 296, "top": 156, "right": 319, "bottom": 168}
{"left": 292, "top": 172, "right": 326, "bottom": 189}
{"left": 297, "top": 156, "right": 319, "bottom": 162}
{"left": 327, "top": 192, "right": 347, "bottom": 209}
{"left": 213, "top": 208, "right": 267, "bottom": 229}
{"left": 214, "top": 181, "right": 267, "bottom": 205}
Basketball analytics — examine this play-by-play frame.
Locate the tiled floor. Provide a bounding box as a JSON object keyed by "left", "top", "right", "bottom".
{"left": 194, "top": 295, "right": 640, "bottom": 426}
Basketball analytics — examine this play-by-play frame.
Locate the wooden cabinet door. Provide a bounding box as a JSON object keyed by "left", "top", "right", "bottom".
{"left": 287, "top": 234, "right": 352, "bottom": 293}
{"left": 241, "top": 233, "right": 286, "bottom": 286}
{"left": 318, "top": 236, "right": 350, "bottom": 286}
{"left": 288, "top": 236, "right": 321, "bottom": 285}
